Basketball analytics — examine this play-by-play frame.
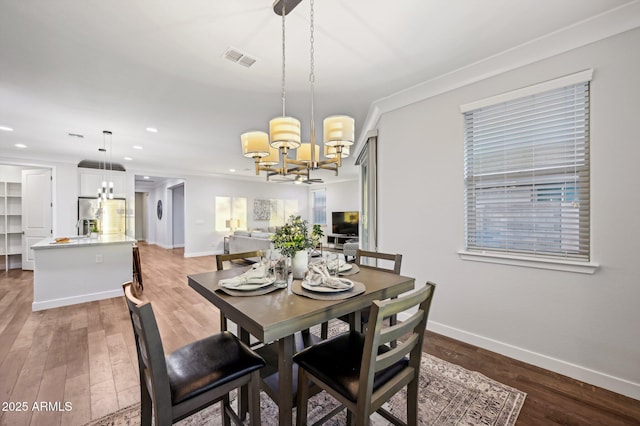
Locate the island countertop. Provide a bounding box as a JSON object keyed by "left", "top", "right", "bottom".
{"left": 32, "top": 234, "right": 137, "bottom": 250}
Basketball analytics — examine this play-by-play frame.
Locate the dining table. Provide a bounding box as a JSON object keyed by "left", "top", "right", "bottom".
{"left": 187, "top": 263, "right": 415, "bottom": 426}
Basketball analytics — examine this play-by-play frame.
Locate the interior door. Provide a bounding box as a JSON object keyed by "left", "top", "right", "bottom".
{"left": 22, "top": 168, "right": 52, "bottom": 270}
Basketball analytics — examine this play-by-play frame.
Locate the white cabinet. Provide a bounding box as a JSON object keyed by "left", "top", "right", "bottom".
{"left": 0, "top": 181, "right": 22, "bottom": 270}
{"left": 78, "top": 168, "right": 126, "bottom": 198}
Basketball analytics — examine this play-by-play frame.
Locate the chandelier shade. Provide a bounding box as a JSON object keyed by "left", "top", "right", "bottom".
{"left": 297, "top": 142, "right": 320, "bottom": 163}
{"left": 260, "top": 147, "right": 280, "bottom": 166}
{"left": 269, "top": 117, "right": 301, "bottom": 149}
{"left": 324, "top": 144, "right": 350, "bottom": 159}
{"left": 241, "top": 131, "right": 270, "bottom": 158}
{"left": 323, "top": 115, "right": 355, "bottom": 146}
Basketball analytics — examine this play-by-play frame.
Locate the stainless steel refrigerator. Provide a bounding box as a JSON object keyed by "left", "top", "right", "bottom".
{"left": 78, "top": 197, "right": 126, "bottom": 235}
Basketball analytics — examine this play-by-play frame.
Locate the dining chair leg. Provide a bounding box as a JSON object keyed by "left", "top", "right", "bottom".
{"left": 248, "top": 370, "right": 262, "bottom": 426}
{"left": 238, "top": 327, "right": 251, "bottom": 420}
{"left": 296, "top": 368, "right": 310, "bottom": 426}
{"left": 406, "top": 374, "right": 419, "bottom": 426}
{"left": 222, "top": 394, "right": 232, "bottom": 426}
{"left": 140, "top": 381, "right": 152, "bottom": 426}
{"left": 320, "top": 322, "right": 328, "bottom": 339}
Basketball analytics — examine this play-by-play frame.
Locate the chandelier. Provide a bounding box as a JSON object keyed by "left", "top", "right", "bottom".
{"left": 98, "top": 130, "right": 114, "bottom": 200}
{"left": 240, "top": 0, "right": 354, "bottom": 183}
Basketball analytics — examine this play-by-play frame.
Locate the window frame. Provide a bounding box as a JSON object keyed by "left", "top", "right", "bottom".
{"left": 458, "top": 70, "right": 598, "bottom": 274}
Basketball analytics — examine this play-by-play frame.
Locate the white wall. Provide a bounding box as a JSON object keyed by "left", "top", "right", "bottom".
{"left": 308, "top": 180, "right": 359, "bottom": 238}
{"left": 374, "top": 28, "right": 640, "bottom": 399}
{"left": 183, "top": 175, "right": 309, "bottom": 257}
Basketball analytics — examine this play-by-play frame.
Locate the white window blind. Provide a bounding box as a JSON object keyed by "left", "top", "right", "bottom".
{"left": 463, "top": 80, "right": 590, "bottom": 261}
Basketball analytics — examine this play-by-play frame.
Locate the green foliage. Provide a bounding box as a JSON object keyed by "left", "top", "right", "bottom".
{"left": 272, "top": 215, "right": 323, "bottom": 258}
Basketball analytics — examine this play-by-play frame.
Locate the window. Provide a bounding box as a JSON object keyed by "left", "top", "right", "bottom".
{"left": 215, "top": 196, "right": 247, "bottom": 232}
{"left": 462, "top": 72, "right": 591, "bottom": 261}
{"left": 311, "top": 189, "right": 326, "bottom": 225}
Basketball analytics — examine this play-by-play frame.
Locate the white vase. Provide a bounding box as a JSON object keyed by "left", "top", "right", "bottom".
{"left": 291, "top": 250, "right": 308, "bottom": 279}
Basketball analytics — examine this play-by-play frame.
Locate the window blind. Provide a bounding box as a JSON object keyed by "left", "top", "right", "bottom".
{"left": 464, "top": 81, "right": 590, "bottom": 260}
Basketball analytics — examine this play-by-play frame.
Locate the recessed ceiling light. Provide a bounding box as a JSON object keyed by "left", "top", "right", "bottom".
{"left": 132, "top": 145, "right": 143, "bottom": 150}
{"left": 143, "top": 176, "right": 150, "bottom": 180}
{"left": 15, "top": 143, "right": 27, "bottom": 148}
{"left": 146, "top": 127, "right": 158, "bottom": 133}
{"left": 0, "top": 126, "right": 14, "bottom": 132}
{"left": 124, "top": 156, "right": 133, "bottom": 161}
{"left": 229, "top": 168, "right": 236, "bottom": 172}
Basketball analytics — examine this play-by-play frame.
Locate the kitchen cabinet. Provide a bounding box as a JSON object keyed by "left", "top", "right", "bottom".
{"left": 0, "top": 181, "right": 22, "bottom": 270}
{"left": 78, "top": 168, "right": 126, "bottom": 198}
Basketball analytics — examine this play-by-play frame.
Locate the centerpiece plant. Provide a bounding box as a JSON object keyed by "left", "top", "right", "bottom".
{"left": 271, "top": 215, "right": 323, "bottom": 258}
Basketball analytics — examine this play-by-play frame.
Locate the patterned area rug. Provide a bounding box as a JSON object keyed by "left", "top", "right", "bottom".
{"left": 83, "top": 352, "right": 526, "bottom": 426}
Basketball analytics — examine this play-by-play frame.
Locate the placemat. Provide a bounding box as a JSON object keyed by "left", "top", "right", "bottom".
{"left": 215, "top": 284, "right": 283, "bottom": 297}
{"left": 291, "top": 279, "right": 365, "bottom": 300}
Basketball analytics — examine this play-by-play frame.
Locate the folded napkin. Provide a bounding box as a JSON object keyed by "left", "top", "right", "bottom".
{"left": 304, "top": 264, "right": 353, "bottom": 289}
{"left": 219, "top": 264, "right": 271, "bottom": 288}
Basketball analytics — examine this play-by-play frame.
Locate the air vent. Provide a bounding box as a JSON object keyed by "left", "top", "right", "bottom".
{"left": 78, "top": 160, "right": 126, "bottom": 172}
{"left": 223, "top": 47, "right": 257, "bottom": 68}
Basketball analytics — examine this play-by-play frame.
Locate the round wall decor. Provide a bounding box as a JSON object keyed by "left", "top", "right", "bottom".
{"left": 157, "top": 200, "right": 163, "bottom": 220}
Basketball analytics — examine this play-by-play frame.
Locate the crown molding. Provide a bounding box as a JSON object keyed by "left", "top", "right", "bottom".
{"left": 356, "top": 0, "right": 640, "bottom": 148}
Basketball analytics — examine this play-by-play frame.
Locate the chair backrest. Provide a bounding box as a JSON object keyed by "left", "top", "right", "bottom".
{"left": 132, "top": 245, "right": 143, "bottom": 296}
{"left": 360, "top": 282, "right": 435, "bottom": 410}
{"left": 216, "top": 250, "right": 262, "bottom": 271}
{"left": 122, "top": 282, "right": 173, "bottom": 418}
{"left": 355, "top": 249, "right": 402, "bottom": 274}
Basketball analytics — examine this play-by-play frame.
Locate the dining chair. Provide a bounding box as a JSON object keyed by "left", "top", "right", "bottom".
{"left": 215, "top": 250, "right": 263, "bottom": 332}
{"left": 122, "top": 282, "right": 266, "bottom": 425}
{"left": 321, "top": 249, "right": 403, "bottom": 340}
{"left": 215, "top": 250, "right": 262, "bottom": 272}
{"left": 294, "top": 282, "right": 435, "bottom": 426}
{"left": 132, "top": 244, "right": 143, "bottom": 297}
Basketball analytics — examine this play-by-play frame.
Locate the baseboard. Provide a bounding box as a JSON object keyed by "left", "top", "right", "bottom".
{"left": 424, "top": 319, "right": 640, "bottom": 401}
{"left": 32, "top": 289, "right": 124, "bottom": 312}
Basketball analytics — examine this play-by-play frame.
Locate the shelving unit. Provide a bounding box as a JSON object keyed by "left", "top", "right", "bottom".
{"left": 1, "top": 181, "right": 22, "bottom": 270}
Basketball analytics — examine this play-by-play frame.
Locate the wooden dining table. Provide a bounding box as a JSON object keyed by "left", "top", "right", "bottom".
{"left": 187, "top": 264, "right": 415, "bottom": 426}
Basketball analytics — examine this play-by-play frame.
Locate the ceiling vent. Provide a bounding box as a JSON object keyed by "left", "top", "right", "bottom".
{"left": 223, "top": 47, "right": 257, "bottom": 68}
{"left": 78, "top": 160, "right": 126, "bottom": 172}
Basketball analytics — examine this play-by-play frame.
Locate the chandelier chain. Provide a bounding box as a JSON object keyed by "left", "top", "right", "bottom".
{"left": 309, "top": 0, "right": 316, "bottom": 159}
{"left": 281, "top": 1, "right": 286, "bottom": 117}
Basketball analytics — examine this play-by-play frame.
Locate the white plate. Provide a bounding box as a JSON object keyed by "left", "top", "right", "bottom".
{"left": 220, "top": 280, "right": 274, "bottom": 291}
{"left": 301, "top": 279, "right": 354, "bottom": 293}
{"left": 339, "top": 263, "right": 353, "bottom": 272}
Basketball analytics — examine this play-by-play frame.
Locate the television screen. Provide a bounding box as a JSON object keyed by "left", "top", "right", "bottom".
{"left": 332, "top": 211, "right": 359, "bottom": 236}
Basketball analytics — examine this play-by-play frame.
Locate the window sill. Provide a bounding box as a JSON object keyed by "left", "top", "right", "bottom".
{"left": 457, "top": 250, "right": 599, "bottom": 274}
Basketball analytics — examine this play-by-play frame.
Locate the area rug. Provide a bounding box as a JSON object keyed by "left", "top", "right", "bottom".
{"left": 83, "top": 352, "right": 526, "bottom": 426}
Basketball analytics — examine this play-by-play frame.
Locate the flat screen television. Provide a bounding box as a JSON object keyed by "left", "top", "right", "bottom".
{"left": 332, "top": 211, "right": 359, "bottom": 236}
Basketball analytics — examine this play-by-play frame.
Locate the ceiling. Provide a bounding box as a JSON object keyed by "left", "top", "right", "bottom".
{"left": 0, "top": 0, "right": 635, "bottom": 183}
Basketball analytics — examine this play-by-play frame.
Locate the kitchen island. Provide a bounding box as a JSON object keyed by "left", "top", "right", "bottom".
{"left": 31, "top": 235, "right": 136, "bottom": 311}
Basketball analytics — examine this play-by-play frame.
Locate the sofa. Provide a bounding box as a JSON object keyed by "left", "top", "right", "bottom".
{"left": 228, "top": 230, "right": 273, "bottom": 254}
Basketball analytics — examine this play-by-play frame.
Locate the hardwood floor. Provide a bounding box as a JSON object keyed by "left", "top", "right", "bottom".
{"left": 0, "top": 243, "right": 638, "bottom": 425}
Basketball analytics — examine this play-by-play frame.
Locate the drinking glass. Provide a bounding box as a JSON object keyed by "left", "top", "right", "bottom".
{"left": 272, "top": 253, "right": 288, "bottom": 288}
{"left": 326, "top": 252, "right": 340, "bottom": 277}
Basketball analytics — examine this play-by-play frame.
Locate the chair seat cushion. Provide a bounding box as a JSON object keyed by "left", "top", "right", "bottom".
{"left": 166, "top": 331, "right": 265, "bottom": 404}
{"left": 293, "top": 331, "right": 408, "bottom": 402}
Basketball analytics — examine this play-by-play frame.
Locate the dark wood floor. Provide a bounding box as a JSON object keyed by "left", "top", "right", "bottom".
{"left": 0, "top": 243, "right": 638, "bottom": 425}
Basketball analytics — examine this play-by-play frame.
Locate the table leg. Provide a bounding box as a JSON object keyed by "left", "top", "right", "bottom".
{"left": 278, "top": 334, "right": 295, "bottom": 426}
{"left": 349, "top": 310, "right": 363, "bottom": 332}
